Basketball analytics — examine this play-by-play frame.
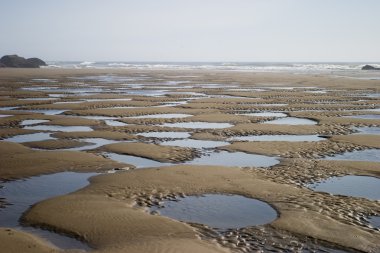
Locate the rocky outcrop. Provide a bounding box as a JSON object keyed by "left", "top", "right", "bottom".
{"left": 361, "top": 64, "right": 380, "bottom": 70}
{"left": 25, "top": 57, "right": 46, "bottom": 67}
{"left": 0, "top": 55, "right": 46, "bottom": 68}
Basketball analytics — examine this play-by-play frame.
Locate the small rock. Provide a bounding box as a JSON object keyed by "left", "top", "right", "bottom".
{"left": 362, "top": 65, "right": 380, "bottom": 70}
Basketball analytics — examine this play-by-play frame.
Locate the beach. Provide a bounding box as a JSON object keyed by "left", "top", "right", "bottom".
{"left": 0, "top": 68, "right": 379, "bottom": 253}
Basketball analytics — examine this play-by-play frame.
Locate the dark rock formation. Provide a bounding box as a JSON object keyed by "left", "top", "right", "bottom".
{"left": 0, "top": 55, "right": 46, "bottom": 68}
{"left": 26, "top": 57, "right": 46, "bottom": 67}
{"left": 361, "top": 65, "right": 380, "bottom": 70}
{"left": 0, "top": 63, "right": 6, "bottom": 68}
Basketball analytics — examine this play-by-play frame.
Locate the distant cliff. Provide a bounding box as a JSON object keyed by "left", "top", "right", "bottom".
{"left": 0, "top": 55, "right": 46, "bottom": 68}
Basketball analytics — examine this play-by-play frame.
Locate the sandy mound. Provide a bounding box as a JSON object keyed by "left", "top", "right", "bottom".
{"left": 100, "top": 142, "right": 197, "bottom": 162}
{"left": 0, "top": 228, "right": 61, "bottom": 253}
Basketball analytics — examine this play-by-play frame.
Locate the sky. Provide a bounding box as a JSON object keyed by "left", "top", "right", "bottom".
{"left": 0, "top": 0, "right": 379, "bottom": 62}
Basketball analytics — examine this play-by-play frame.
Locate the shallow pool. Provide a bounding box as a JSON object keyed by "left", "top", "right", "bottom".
{"left": 3, "top": 133, "right": 55, "bottom": 143}
{"left": 54, "top": 101, "right": 84, "bottom": 104}
{"left": 20, "top": 119, "right": 50, "bottom": 126}
{"left": 153, "top": 101, "right": 188, "bottom": 107}
{"left": 138, "top": 131, "right": 191, "bottom": 139}
{"left": 162, "top": 122, "right": 233, "bottom": 129}
{"left": 82, "top": 115, "right": 118, "bottom": 120}
{"left": 308, "top": 175, "right": 380, "bottom": 200}
{"left": 241, "top": 112, "right": 288, "bottom": 117}
{"left": 104, "top": 120, "right": 128, "bottom": 126}
{"left": 263, "top": 117, "right": 317, "bottom": 125}
{"left": 84, "top": 98, "right": 132, "bottom": 102}
{"left": 24, "top": 125, "right": 93, "bottom": 132}
{"left": 161, "top": 139, "right": 229, "bottom": 149}
{"left": 130, "top": 113, "right": 192, "bottom": 119}
{"left": 150, "top": 194, "right": 277, "bottom": 229}
{"left": 0, "top": 107, "right": 19, "bottom": 111}
{"left": 345, "top": 114, "right": 380, "bottom": 120}
{"left": 0, "top": 172, "right": 95, "bottom": 250}
{"left": 104, "top": 152, "right": 172, "bottom": 168}
{"left": 353, "top": 126, "right": 380, "bottom": 135}
{"left": 367, "top": 216, "right": 380, "bottom": 229}
{"left": 230, "top": 135, "right": 326, "bottom": 142}
{"left": 126, "top": 90, "right": 169, "bottom": 96}
{"left": 21, "top": 109, "right": 68, "bottom": 115}
{"left": 66, "top": 138, "right": 120, "bottom": 151}
{"left": 186, "top": 151, "right": 279, "bottom": 167}
{"left": 29, "top": 87, "right": 104, "bottom": 94}
{"left": 324, "top": 149, "right": 380, "bottom": 162}
{"left": 168, "top": 91, "right": 207, "bottom": 96}
{"left": 18, "top": 98, "right": 58, "bottom": 101}
{"left": 228, "top": 88, "right": 266, "bottom": 92}
{"left": 49, "top": 94, "right": 67, "bottom": 98}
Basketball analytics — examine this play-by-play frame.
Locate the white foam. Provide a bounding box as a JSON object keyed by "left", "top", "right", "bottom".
{"left": 80, "top": 61, "right": 95, "bottom": 65}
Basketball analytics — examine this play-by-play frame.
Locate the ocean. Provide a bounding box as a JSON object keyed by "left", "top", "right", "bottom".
{"left": 44, "top": 61, "right": 380, "bottom": 73}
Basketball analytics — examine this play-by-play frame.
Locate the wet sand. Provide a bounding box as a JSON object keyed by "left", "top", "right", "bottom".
{"left": 100, "top": 142, "right": 198, "bottom": 163}
{"left": 0, "top": 228, "right": 61, "bottom": 253}
{"left": 23, "top": 139, "right": 92, "bottom": 150}
{"left": 0, "top": 142, "right": 128, "bottom": 180}
{"left": 0, "top": 68, "right": 379, "bottom": 253}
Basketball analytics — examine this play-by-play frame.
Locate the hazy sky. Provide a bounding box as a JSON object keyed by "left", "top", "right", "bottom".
{"left": 1, "top": 0, "right": 379, "bottom": 62}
